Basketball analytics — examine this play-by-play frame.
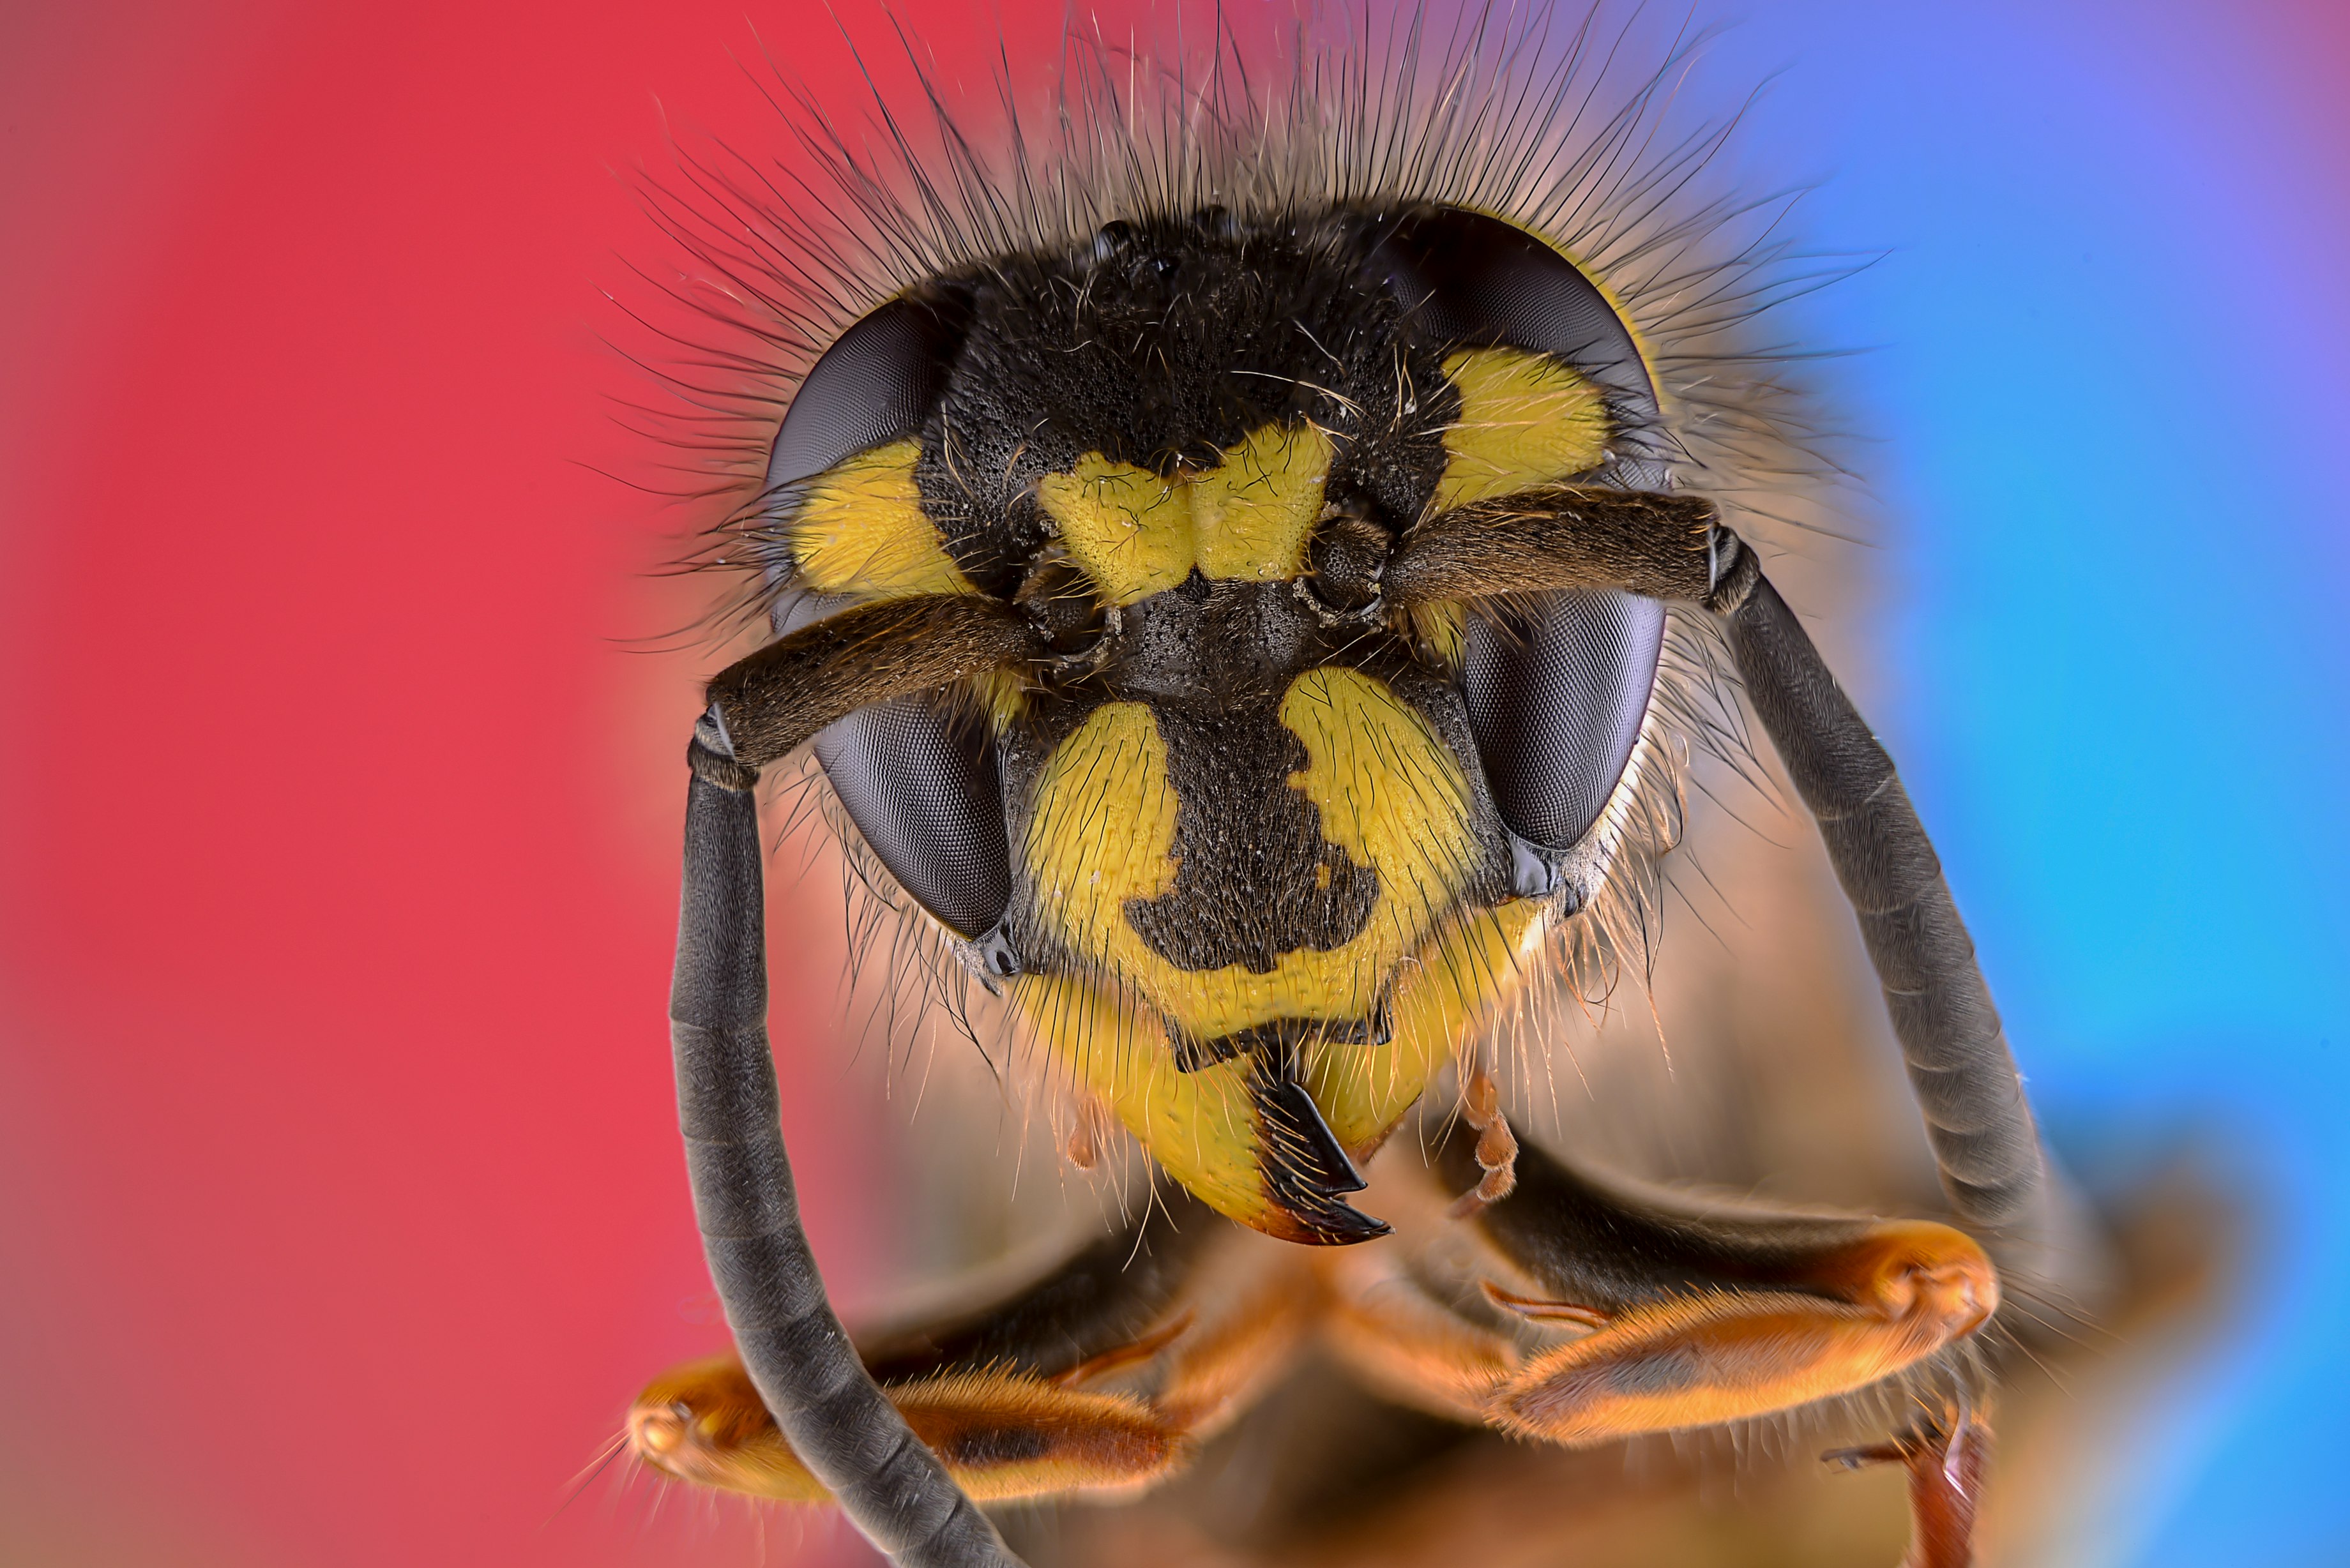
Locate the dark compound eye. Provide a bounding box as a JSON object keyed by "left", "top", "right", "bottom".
{"left": 766, "top": 287, "right": 975, "bottom": 490}
{"left": 813, "top": 695, "right": 1014, "bottom": 945}
{"left": 1368, "top": 206, "right": 1669, "bottom": 881}
{"left": 768, "top": 287, "right": 1015, "bottom": 949}
{"left": 1463, "top": 592, "right": 1665, "bottom": 866}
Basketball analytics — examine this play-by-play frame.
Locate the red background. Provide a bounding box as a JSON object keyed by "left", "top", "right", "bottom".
{"left": 0, "top": 3, "right": 1071, "bottom": 1562}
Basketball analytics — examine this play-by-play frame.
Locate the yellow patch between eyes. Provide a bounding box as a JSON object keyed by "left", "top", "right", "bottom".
{"left": 1435, "top": 348, "right": 1611, "bottom": 511}
{"left": 1035, "top": 425, "right": 1333, "bottom": 606}
{"left": 1020, "top": 669, "right": 1479, "bottom": 1043}
{"left": 785, "top": 439, "right": 973, "bottom": 598}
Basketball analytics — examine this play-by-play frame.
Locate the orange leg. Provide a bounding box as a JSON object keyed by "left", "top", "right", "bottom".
{"left": 1827, "top": 1402, "right": 1994, "bottom": 1568}
{"left": 626, "top": 1189, "right": 1313, "bottom": 1506}
{"left": 1316, "top": 1241, "right": 1518, "bottom": 1424}
{"left": 1487, "top": 1219, "right": 1994, "bottom": 1445}
{"left": 1322, "top": 1123, "right": 1998, "bottom": 1456}
{"left": 630, "top": 1355, "right": 1181, "bottom": 1502}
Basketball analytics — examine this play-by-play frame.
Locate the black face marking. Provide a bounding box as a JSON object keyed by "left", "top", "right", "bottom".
{"left": 1122, "top": 696, "right": 1379, "bottom": 975}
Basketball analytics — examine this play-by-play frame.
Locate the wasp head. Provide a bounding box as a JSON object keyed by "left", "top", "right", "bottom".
{"left": 761, "top": 205, "right": 1671, "bottom": 1244}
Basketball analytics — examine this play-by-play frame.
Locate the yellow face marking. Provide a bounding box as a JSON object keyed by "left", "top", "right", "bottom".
{"left": 1035, "top": 425, "right": 1331, "bottom": 606}
{"left": 1035, "top": 456, "right": 1196, "bottom": 605}
{"left": 786, "top": 439, "right": 974, "bottom": 598}
{"left": 1189, "top": 424, "right": 1330, "bottom": 583}
{"left": 1018, "top": 972, "right": 1278, "bottom": 1230}
{"left": 1020, "top": 670, "right": 1478, "bottom": 1041}
{"left": 1307, "top": 900, "right": 1546, "bottom": 1156}
{"left": 1435, "top": 347, "right": 1611, "bottom": 511}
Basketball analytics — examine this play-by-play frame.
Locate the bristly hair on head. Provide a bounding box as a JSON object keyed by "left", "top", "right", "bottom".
{"left": 607, "top": 0, "right": 1870, "bottom": 1135}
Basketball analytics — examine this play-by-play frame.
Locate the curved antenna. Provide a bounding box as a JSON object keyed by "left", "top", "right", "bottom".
{"left": 1706, "top": 542, "right": 2050, "bottom": 1243}
{"left": 1384, "top": 492, "right": 2079, "bottom": 1273}
{"left": 670, "top": 734, "right": 1026, "bottom": 1568}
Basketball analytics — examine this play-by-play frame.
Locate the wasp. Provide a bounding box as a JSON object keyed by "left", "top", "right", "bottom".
{"left": 619, "top": 13, "right": 2082, "bottom": 1565}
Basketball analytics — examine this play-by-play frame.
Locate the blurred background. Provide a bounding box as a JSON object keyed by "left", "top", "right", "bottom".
{"left": 1, "top": 1, "right": 2344, "bottom": 1564}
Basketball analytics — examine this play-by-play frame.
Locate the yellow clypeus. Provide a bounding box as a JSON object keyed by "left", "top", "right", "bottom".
{"left": 1306, "top": 899, "right": 1549, "bottom": 1156}
{"left": 1036, "top": 425, "right": 1332, "bottom": 606}
{"left": 1019, "top": 670, "right": 1480, "bottom": 1044}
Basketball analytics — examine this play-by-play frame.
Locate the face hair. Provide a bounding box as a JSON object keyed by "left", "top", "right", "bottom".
{"left": 623, "top": 7, "right": 2075, "bottom": 1566}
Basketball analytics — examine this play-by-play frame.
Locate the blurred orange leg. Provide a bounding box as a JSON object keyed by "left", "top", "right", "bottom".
{"left": 1488, "top": 1221, "right": 1996, "bottom": 1445}
{"left": 1317, "top": 1246, "right": 1519, "bottom": 1424}
{"left": 628, "top": 1353, "right": 1184, "bottom": 1504}
{"left": 627, "top": 1207, "right": 1315, "bottom": 1508}
{"left": 1827, "top": 1403, "right": 1994, "bottom": 1568}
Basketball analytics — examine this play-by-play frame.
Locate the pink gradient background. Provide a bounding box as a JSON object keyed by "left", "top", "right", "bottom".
{"left": 3, "top": 3, "right": 2344, "bottom": 1565}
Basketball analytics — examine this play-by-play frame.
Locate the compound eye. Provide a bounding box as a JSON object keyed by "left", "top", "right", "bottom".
{"left": 812, "top": 695, "right": 1014, "bottom": 943}
{"left": 1462, "top": 591, "right": 1665, "bottom": 859}
{"left": 769, "top": 287, "right": 1011, "bottom": 947}
{"left": 1371, "top": 206, "right": 1669, "bottom": 868}
{"left": 766, "top": 287, "right": 975, "bottom": 490}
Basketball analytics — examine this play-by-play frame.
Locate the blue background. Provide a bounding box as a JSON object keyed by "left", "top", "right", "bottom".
{"left": 1696, "top": 4, "right": 2349, "bottom": 1562}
